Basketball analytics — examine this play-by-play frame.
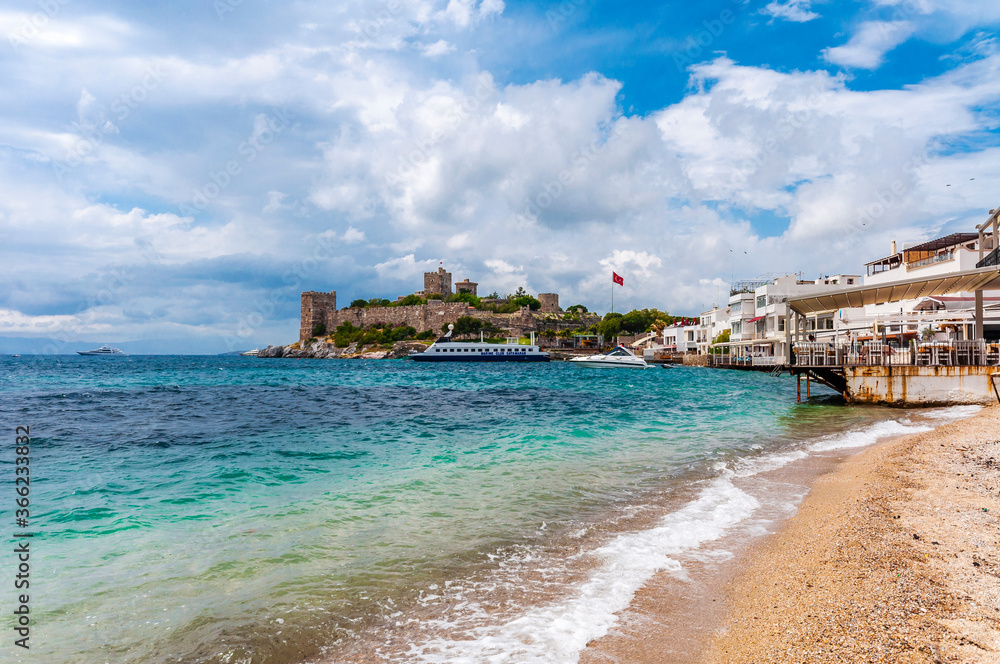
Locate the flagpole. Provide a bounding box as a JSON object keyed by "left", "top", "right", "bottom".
{"left": 611, "top": 277, "right": 614, "bottom": 314}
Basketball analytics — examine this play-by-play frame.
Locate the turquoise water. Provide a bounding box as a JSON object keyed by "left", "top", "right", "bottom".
{"left": 1, "top": 356, "right": 922, "bottom": 663}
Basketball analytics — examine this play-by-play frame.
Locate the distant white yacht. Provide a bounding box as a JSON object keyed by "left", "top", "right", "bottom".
{"left": 241, "top": 349, "right": 260, "bottom": 356}
{"left": 77, "top": 345, "right": 127, "bottom": 356}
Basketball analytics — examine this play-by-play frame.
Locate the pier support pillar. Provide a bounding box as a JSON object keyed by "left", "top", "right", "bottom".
{"left": 975, "top": 290, "right": 984, "bottom": 340}
{"left": 797, "top": 373, "right": 801, "bottom": 403}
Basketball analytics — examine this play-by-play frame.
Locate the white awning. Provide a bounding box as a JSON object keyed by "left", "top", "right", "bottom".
{"left": 786, "top": 266, "right": 1000, "bottom": 316}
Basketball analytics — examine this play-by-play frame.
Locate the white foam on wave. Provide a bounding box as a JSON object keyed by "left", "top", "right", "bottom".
{"left": 402, "top": 408, "right": 972, "bottom": 664}
{"left": 917, "top": 404, "right": 982, "bottom": 421}
{"left": 406, "top": 474, "right": 758, "bottom": 664}
{"left": 807, "top": 418, "right": 934, "bottom": 453}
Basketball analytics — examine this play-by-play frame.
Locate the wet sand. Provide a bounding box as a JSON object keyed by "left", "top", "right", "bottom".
{"left": 587, "top": 405, "right": 1000, "bottom": 663}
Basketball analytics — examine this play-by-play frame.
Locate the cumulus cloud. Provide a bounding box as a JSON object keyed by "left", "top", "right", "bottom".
{"left": 822, "top": 20, "right": 917, "bottom": 69}
{"left": 421, "top": 39, "right": 456, "bottom": 57}
{"left": 3, "top": 1, "right": 1000, "bottom": 347}
{"left": 761, "top": 0, "right": 820, "bottom": 23}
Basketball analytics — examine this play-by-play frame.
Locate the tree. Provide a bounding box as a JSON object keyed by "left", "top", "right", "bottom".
{"left": 510, "top": 295, "right": 541, "bottom": 311}
{"left": 596, "top": 313, "right": 623, "bottom": 339}
{"left": 709, "top": 330, "right": 730, "bottom": 354}
{"left": 484, "top": 291, "right": 499, "bottom": 299}
{"left": 444, "top": 316, "right": 483, "bottom": 336}
{"left": 397, "top": 294, "right": 424, "bottom": 306}
{"left": 445, "top": 291, "right": 481, "bottom": 307}
{"left": 368, "top": 298, "right": 392, "bottom": 308}
{"left": 567, "top": 304, "right": 588, "bottom": 313}
{"left": 349, "top": 299, "right": 368, "bottom": 308}
{"left": 312, "top": 323, "right": 327, "bottom": 337}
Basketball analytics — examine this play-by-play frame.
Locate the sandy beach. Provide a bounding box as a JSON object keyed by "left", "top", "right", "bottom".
{"left": 585, "top": 405, "right": 1000, "bottom": 664}
{"left": 703, "top": 405, "right": 1000, "bottom": 663}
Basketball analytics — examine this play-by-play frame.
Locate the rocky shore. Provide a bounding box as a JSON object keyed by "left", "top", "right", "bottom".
{"left": 257, "top": 340, "right": 427, "bottom": 360}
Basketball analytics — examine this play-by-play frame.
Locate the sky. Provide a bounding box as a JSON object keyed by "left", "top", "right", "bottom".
{"left": 2, "top": 0, "right": 1000, "bottom": 352}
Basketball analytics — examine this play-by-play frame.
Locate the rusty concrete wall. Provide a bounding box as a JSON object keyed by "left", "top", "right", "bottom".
{"left": 845, "top": 366, "right": 1000, "bottom": 406}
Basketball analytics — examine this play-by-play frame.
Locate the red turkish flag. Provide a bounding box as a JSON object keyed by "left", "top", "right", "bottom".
{"left": 612, "top": 272, "right": 624, "bottom": 286}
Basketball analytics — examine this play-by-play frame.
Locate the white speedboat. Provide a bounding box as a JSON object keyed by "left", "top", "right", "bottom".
{"left": 241, "top": 348, "right": 260, "bottom": 356}
{"left": 409, "top": 325, "right": 549, "bottom": 362}
{"left": 77, "top": 345, "right": 127, "bottom": 356}
{"left": 568, "top": 345, "right": 648, "bottom": 369}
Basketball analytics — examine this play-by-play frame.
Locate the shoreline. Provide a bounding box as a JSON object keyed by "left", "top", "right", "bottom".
{"left": 586, "top": 405, "right": 1000, "bottom": 663}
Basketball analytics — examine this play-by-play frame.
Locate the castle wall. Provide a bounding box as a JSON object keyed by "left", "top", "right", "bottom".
{"left": 300, "top": 291, "right": 337, "bottom": 341}
{"left": 301, "top": 292, "right": 592, "bottom": 343}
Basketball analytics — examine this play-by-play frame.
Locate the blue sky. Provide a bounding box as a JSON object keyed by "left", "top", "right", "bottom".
{"left": 1, "top": 0, "right": 1000, "bottom": 352}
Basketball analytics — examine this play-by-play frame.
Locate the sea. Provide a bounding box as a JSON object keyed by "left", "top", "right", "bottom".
{"left": 0, "top": 355, "right": 979, "bottom": 664}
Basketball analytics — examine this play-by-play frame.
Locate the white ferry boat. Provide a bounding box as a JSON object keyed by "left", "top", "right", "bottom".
{"left": 77, "top": 345, "right": 127, "bottom": 356}
{"left": 409, "top": 325, "right": 550, "bottom": 362}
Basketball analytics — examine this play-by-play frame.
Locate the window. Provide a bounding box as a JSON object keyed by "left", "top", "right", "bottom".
{"left": 778, "top": 318, "right": 785, "bottom": 332}
{"left": 756, "top": 295, "right": 766, "bottom": 309}
{"left": 847, "top": 278, "right": 854, "bottom": 285}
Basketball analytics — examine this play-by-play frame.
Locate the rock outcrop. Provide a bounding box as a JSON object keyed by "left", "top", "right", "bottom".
{"left": 257, "top": 340, "right": 427, "bottom": 360}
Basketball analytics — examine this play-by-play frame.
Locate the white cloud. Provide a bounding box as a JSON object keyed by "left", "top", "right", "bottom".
{"left": 4, "top": 1, "right": 1000, "bottom": 346}
{"left": 421, "top": 39, "right": 456, "bottom": 57}
{"left": 342, "top": 226, "right": 366, "bottom": 243}
{"left": 761, "top": 0, "right": 820, "bottom": 23}
{"left": 374, "top": 254, "right": 441, "bottom": 282}
{"left": 822, "top": 20, "right": 917, "bottom": 69}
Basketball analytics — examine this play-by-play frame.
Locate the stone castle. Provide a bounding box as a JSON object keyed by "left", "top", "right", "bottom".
{"left": 300, "top": 266, "right": 577, "bottom": 343}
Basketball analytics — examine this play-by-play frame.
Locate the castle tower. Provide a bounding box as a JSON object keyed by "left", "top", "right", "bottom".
{"left": 300, "top": 291, "right": 337, "bottom": 342}
{"left": 454, "top": 278, "right": 478, "bottom": 297}
{"left": 538, "top": 293, "right": 559, "bottom": 313}
{"left": 423, "top": 266, "right": 452, "bottom": 297}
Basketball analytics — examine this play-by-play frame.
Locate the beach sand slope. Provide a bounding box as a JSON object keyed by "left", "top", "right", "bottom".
{"left": 705, "top": 406, "right": 1000, "bottom": 663}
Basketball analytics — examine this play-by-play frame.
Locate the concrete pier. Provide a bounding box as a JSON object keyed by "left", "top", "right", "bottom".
{"left": 845, "top": 366, "right": 1000, "bottom": 406}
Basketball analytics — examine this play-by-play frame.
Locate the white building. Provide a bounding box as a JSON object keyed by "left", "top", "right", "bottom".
{"left": 838, "top": 233, "right": 1000, "bottom": 343}
{"left": 723, "top": 274, "right": 861, "bottom": 362}
{"left": 697, "top": 305, "right": 731, "bottom": 354}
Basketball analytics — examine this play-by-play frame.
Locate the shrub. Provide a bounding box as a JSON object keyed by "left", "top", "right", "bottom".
{"left": 397, "top": 294, "right": 424, "bottom": 306}
{"left": 312, "top": 323, "right": 327, "bottom": 337}
{"left": 445, "top": 292, "right": 481, "bottom": 307}
{"left": 416, "top": 329, "right": 436, "bottom": 340}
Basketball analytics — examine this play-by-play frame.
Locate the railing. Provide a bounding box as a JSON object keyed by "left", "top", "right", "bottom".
{"left": 709, "top": 354, "right": 780, "bottom": 367}
{"left": 793, "top": 340, "right": 999, "bottom": 368}
{"left": 907, "top": 250, "right": 954, "bottom": 270}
